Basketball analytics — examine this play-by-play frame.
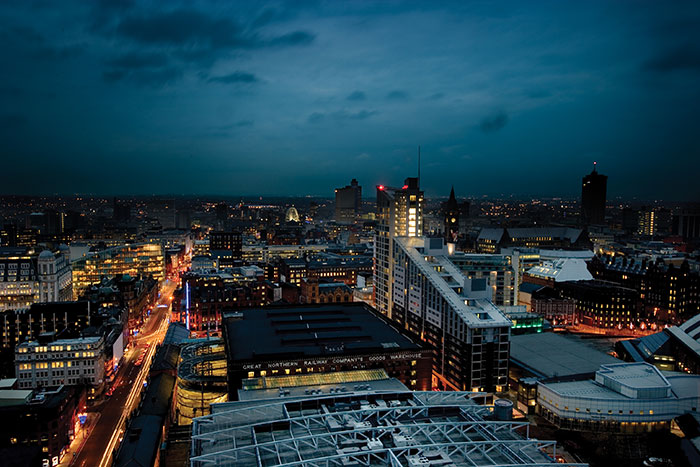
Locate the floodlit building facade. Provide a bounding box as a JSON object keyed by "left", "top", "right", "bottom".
{"left": 15, "top": 336, "right": 105, "bottom": 390}
{"left": 0, "top": 249, "right": 72, "bottom": 312}
{"left": 71, "top": 243, "right": 164, "bottom": 299}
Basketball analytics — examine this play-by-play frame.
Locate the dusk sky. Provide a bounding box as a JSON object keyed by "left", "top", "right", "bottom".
{"left": 1, "top": 1, "right": 699, "bottom": 199}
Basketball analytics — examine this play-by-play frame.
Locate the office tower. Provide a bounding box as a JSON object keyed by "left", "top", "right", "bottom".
{"left": 443, "top": 186, "right": 460, "bottom": 244}
{"left": 374, "top": 177, "right": 423, "bottom": 319}
{"left": 335, "top": 178, "right": 362, "bottom": 223}
{"left": 637, "top": 206, "right": 656, "bottom": 236}
{"left": 581, "top": 162, "right": 607, "bottom": 225}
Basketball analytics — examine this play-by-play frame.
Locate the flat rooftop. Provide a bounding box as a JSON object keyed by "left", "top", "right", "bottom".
{"left": 510, "top": 333, "right": 620, "bottom": 379}
{"left": 223, "top": 303, "right": 421, "bottom": 363}
{"left": 597, "top": 362, "right": 670, "bottom": 389}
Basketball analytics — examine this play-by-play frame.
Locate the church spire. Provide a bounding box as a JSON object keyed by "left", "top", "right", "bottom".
{"left": 447, "top": 186, "right": 457, "bottom": 209}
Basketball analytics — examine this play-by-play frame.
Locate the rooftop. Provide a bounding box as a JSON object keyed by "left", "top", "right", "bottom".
{"left": 526, "top": 258, "right": 593, "bottom": 282}
{"left": 541, "top": 363, "right": 699, "bottom": 403}
{"left": 510, "top": 333, "right": 620, "bottom": 379}
{"left": 223, "top": 303, "right": 421, "bottom": 363}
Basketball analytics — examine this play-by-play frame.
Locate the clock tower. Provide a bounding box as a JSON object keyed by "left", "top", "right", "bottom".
{"left": 443, "top": 186, "right": 460, "bottom": 244}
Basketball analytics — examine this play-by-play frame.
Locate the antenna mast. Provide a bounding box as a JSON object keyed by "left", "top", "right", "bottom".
{"left": 418, "top": 145, "right": 421, "bottom": 187}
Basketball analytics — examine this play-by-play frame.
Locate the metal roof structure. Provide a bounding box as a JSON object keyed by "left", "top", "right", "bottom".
{"left": 190, "top": 388, "right": 586, "bottom": 467}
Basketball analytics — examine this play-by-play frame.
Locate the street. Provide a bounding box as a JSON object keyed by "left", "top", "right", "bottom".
{"left": 67, "top": 279, "right": 179, "bottom": 467}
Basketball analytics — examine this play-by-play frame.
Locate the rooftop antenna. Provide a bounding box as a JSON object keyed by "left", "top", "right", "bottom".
{"left": 418, "top": 145, "right": 421, "bottom": 187}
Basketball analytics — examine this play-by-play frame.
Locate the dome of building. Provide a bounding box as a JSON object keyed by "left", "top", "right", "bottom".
{"left": 285, "top": 207, "right": 300, "bottom": 223}
{"left": 38, "top": 250, "right": 54, "bottom": 260}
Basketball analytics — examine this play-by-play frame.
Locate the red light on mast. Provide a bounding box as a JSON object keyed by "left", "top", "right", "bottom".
{"left": 378, "top": 185, "right": 385, "bottom": 191}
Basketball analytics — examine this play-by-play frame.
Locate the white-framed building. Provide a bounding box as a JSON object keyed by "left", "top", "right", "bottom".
{"left": 537, "top": 362, "right": 700, "bottom": 433}
{"left": 390, "top": 236, "right": 512, "bottom": 393}
{"left": 15, "top": 336, "right": 105, "bottom": 391}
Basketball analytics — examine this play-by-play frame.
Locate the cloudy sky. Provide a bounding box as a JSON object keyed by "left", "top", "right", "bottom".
{"left": 1, "top": 1, "right": 699, "bottom": 199}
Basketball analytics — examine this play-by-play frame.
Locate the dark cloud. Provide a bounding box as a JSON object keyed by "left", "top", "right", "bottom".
{"left": 307, "top": 112, "right": 325, "bottom": 124}
{"left": 90, "top": 0, "right": 135, "bottom": 30}
{"left": 116, "top": 10, "right": 245, "bottom": 48}
{"left": 308, "top": 109, "right": 377, "bottom": 123}
{"left": 103, "top": 67, "right": 183, "bottom": 87}
{"left": 107, "top": 51, "right": 169, "bottom": 69}
{"left": 112, "top": 9, "right": 314, "bottom": 67}
{"left": 103, "top": 50, "right": 180, "bottom": 87}
{"left": 386, "top": 90, "right": 409, "bottom": 100}
{"left": 102, "top": 69, "right": 127, "bottom": 82}
{"left": 346, "top": 90, "right": 366, "bottom": 101}
{"left": 207, "top": 71, "right": 260, "bottom": 84}
{"left": 334, "top": 109, "right": 377, "bottom": 120}
{"left": 1, "top": 25, "right": 85, "bottom": 61}
{"left": 267, "top": 31, "right": 315, "bottom": 47}
{"left": 643, "top": 43, "right": 700, "bottom": 72}
{"left": 479, "top": 112, "right": 509, "bottom": 133}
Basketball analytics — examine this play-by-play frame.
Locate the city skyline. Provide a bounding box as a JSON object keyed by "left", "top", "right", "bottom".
{"left": 2, "top": 1, "right": 699, "bottom": 200}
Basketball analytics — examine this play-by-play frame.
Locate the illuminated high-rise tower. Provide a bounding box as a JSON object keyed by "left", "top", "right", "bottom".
{"left": 374, "top": 177, "right": 423, "bottom": 319}
{"left": 581, "top": 162, "right": 607, "bottom": 226}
